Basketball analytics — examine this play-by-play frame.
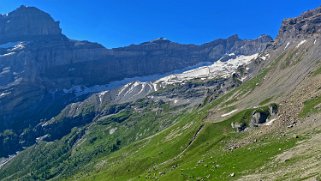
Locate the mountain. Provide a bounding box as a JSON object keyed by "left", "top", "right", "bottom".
{"left": 276, "top": 6, "right": 321, "bottom": 45}
{"left": 0, "top": 6, "right": 272, "bottom": 157}
{"left": 3, "top": 4, "right": 321, "bottom": 181}
{"left": 0, "top": 6, "right": 62, "bottom": 43}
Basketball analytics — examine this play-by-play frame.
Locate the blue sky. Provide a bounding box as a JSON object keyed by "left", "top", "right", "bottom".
{"left": 0, "top": 0, "right": 320, "bottom": 48}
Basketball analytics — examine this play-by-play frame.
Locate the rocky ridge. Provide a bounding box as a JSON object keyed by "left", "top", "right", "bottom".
{"left": 0, "top": 5, "right": 272, "bottom": 143}
{"left": 0, "top": 6, "right": 63, "bottom": 43}
{"left": 276, "top": 6, "right": 321, "bottom": 45}
{"left": 2, "top": 4, "right": 321, "bottom": 181}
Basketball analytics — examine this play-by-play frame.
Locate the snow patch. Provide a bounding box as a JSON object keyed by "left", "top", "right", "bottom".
{"left": 284, "top": 42, "right": 290, "bottom": 50}
{"left": 296, "top": 40, "right": 306, "bottom": 48}
{"left": 221, "top": 109, "right": 238, "bottom": 117}
{"left": 0, "top": 67, "right": 11, "bottom": 75}
{"left": 98, "top": 91, "right": 109, "bottom": 103}
{"left": 240, "top": 76, "right": 248, "bottom": 82}
{"left": 265, "top": 118, "right": 277, "bottom": 126}
{"left": 260, "top": 54, "right": 270, "bottom": 61}
{"left": 0, "top": 52, "right": 15, "bottom": 57}
{"left": 0, "top": 150, "right": 20, "bottom": 168}
{"left": 0, "top": 92, "right": 10, "bottom": 99}
{"left": 123, "top": 81, "right": 141, "bottom": 97}
{"left": 10, "top": 42, "right": 25, "bottom": 51}
{"left": 152, "top": 83, "right": 158, "bottom": 91}
{"left": 155, "top": 54, "right": 258, "bottom": 86}
{"left": 137, "top": 82, "right": 146, "bottom": 95}
{"left": 118, "top": 83, "right": 131, "bottom": 96}
{"left": 61, "top": 61, "right": 213, "bottom": 97}
{"left": 63, "top": 84, "right": 113, "bottom": 97}
{"left": 109, "top": 127, "right": 117, "bottom": 135}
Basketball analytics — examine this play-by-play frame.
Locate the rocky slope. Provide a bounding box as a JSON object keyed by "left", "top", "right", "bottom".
{"left": 0, "top": 6, "right": 272, "bottom": 157}
{"left": 0, "top": 6, "right": 62, "bottom": 43}
{"left": 276, "top": 6, "right": 321, "bottom": 45}
{"left": 4, "top": 4, "right": 321, "bottom": 181}
{"left": 0, "top": 51, "right": 255, "bottom": 158}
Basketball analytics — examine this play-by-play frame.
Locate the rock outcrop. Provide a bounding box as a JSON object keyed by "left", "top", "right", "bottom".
{"left": 0, "top": 6, "right": 272, "bottom": 157}
{"left": 0, "top": 5, "right": 63, "bottom": 43}
{"left": 250, "top": 104, "right": 278, "bottom": 127}
{"left": 276, "top": 6, "right": 321, "bottom": 45}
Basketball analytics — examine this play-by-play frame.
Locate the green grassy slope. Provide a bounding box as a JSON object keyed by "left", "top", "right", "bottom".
{"left": 0, "top": 100, "right": 183, "bottom": 181}
{"left": 0, "top": 51, "right": 305, "bottom": 180}
{"left": 70, "top": 103, "right": 297, "bottom": 181}
{"left": 64, "top": 60, "right": 297, "bottom": 179}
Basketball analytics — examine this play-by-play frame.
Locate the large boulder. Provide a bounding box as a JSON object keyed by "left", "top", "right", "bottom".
{"left": 250, "top": 111, "right": 270, "bottom": 127}
{"left": 250, "top": 104, "right": 278, "bottom": 127}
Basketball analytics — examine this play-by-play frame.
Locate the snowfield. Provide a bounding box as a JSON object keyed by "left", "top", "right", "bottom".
{"left": 284, "top": 42, "right": 290, "bottom": 50}
{"left": 63, "top": 54, "right": 259, "bottom": 98}
{"left": 296, "top": 40, "right": 306, "bottom": 48}
{"left": 155, "top": 54, "right": 258, "bottom": 85}
{"left": 0, "top": 42, "right": 26, "bottom": 57}
{"left": 221, "top": 109, "right": 239, "bottom": 117}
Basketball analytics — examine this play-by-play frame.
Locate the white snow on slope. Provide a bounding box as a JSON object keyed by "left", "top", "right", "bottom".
{"left": 63, "top": 53, "right": 259, "bottom": 99}
{"left": 0, "top": 52, "right": 15, "bottom": 57}
{"left": 109, "top": 127, "right": 117, "bottom": 135}
{"left": 155, "top": 54, "right": 258, "bottom": 85}
{"left": 221, "top": 109, "right": 238, "bottom": 117}
{"left": 296, "top": 40, "right": 306, "bottom": 48}
{"left": 114, "top": 81, "right": 157, "bottom": 100}
{"left": 0, "top": 42, "right": 25, "bottom": 53}
{"left": 152, "top": 83, "right": 158, "bottom": 91}
{"left": 260, "top": 54, "right": 270, "bottom": 61}
{"left": 0, "top": 42, "right": 26, "bottom": 57}
{"left": 284, "top": 42, "right": 290, "bottom": 50}
{"left": 0, "top": 67, "right": 11, "bottom": 75}
{"left": 98, "top": 91, "right": 109, "bottom": 103}
{"left": 122, "top": 81, "right": 143, "bottom": 97}
{"left": 0, "top": 92, "right": 11, "bottom": 99}
{"left": 138, "top": 82, "right": 148, "bottom": 95}
{"left": 265, "top": 118, "right": 277, "bottom": 126}
{"left": 63, "top": 85, "right": 111, "bottom": 97}
{"left": 10, "top": 42, "right": 25, "bottom": 51}
{"left": 0, "top": 154, "right": 16, "bottom": 168}
{"left": 62, "top": 62, "right": 211, "bottom": 97}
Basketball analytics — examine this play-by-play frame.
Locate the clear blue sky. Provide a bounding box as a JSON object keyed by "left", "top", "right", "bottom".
{"left": 0, "top": 0, "right": 320, "bottom": 48}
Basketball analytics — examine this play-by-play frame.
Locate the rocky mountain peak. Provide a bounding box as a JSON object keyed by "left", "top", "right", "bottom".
{"left": 0, "top": 5, "right": 62, "bottom": 43}
{"left": 226, "top": 34, "right": 240, "bottom": 42}
{"left": 276, "top": 6, "right": 321, "bottom": 45}
{"left": 138, "top": 37, "right": 174, "bottom": 47}
{"left": 149, "top": 37, "right": 171, "bottom": 43}
{"left": 256, "top": 34, "right": 273, "bottom": 42}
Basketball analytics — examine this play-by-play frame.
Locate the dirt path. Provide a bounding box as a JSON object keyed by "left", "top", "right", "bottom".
{"left": 159, "top": 124, "right": 205, "bottom": 166}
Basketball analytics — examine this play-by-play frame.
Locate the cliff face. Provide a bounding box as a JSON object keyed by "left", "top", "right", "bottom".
{"left": 0, "top": 6, "right": 62, "bottom": 43}
{"left": 0, "top": 6, "right": 272, "bottom": 156}
{"left": 276, "top": 6, "right": 321, "bottom": 45}
{"left": 9, "top": 35, "right": 271, "bottom": 89}
{"left": 0, "top": 6, "right": 273, "bottom": 90}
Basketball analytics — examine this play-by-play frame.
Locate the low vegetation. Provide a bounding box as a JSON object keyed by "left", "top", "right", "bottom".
{"left": 70, "top": 104, "right": 296, "bottom": 181}
{"left": 299, "top": 96, "right": 321, "bottom": 117}
{"left": 259, "top": 97, "right": 274, "bottom": 106}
